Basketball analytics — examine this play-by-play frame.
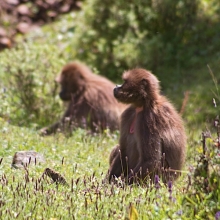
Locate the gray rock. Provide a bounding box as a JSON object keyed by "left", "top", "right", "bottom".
{"left": 12, "top": 151, "right": 45, "bottom": 168}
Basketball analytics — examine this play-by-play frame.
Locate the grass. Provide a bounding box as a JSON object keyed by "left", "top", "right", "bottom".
{"left": 0, "top": 10, "right": 219, "bottom": 220}
{"left": 0, "top": 120, "right": 187, "bottom": 219}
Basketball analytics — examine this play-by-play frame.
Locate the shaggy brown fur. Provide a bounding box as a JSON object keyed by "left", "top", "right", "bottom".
{"left": 41, "top": 61, "right": 126, "bottom": 135}
{"left": 108, "top": 68, "right": 186, "bottom": 184}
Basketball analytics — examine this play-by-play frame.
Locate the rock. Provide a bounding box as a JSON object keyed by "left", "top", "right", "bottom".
{"left": 0, "top": 27, "right": 7, "bottom": 37}
{"left": 16, "top": 22, "right": 31, "bottom": 33}
{"left": 0, "top": 37, "right": 12, "bottom": 49}
{"left": 6, "top": 0, "right": 19, "bottom": 5}
{"left": 12, "top": 151, "right": 45, "bottom": 168}
{"left": 17, "top": 4, "right": 31, "bottom": 16}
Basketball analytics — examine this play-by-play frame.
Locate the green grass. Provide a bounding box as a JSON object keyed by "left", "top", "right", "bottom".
{"left": 0, "top": 9, "right": 219, "bottom": 220}
{"left": 0, "top": 120, "right": 188, "bottom": 219}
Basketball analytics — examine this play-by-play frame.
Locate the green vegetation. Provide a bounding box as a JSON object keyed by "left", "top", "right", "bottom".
{"left": 0, "top": 44, "right": 65, "bottom": 127}
{"left": 1, "top": 119, "right": 218, "bottom": 219}
{"left": 0, "top": 0, "right": 219, "bottom": 219}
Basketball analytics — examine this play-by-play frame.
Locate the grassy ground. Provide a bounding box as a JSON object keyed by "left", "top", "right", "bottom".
{"left": 0, "top": 120, "right": 193, "bottom": 219}
{"left": 0, "top": 12, "right": 219, "bottom": 220}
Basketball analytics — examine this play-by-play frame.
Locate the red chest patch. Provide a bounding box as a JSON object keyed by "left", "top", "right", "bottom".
{"left": 129, "top": 107, "right": 143, "bottom": 134}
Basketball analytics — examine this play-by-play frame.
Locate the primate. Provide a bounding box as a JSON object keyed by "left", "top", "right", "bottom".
{"left": 41, "top": 61, "right": 126, "bottom": 135}
{"left": 108, "top": 68, "right": 186, "bottom": 184}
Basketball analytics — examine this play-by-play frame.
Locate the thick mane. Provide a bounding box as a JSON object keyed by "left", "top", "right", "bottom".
{"left": 109, "top": 68, "right": 186, "bottom": 184}
{"left": 41, "top": 61, "right": 127, "bottom": 135}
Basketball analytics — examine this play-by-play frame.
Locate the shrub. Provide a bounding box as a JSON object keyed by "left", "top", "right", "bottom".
{"left": 183, "top": 76, "right": 220, "bottom": 219}
{"left": 0, "top": 43, "right": 65, "bottom": 128}
{"left": 67, "top": 0, "right": 220, "bottom": 81}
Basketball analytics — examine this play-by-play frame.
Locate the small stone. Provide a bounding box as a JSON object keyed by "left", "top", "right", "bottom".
{"left": 17, "top": 4, "right": 31, "bottom": 16}
{"left": 60, "top": 4, "right": 70, "bottom": 13}
{"left": 0, "top": 37, "right": 12, "bottom": 48}
{"left": 0, "top": 27, "right": 7, "bottom": 37}
{"left": 16, "top": 22, "right": 31, "bottom": 33}
{"left": 12, "top": 151, "right": 45, "bottom": 168}
{"left": 6, "top": 0, "right": 19, "bottom": 5}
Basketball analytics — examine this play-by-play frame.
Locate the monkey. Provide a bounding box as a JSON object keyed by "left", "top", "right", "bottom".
{"left": 108, "top": 68, "right": 186, "bottom": 184}
{"left": 41, "top": 61, "right": 126, "bottom": 135}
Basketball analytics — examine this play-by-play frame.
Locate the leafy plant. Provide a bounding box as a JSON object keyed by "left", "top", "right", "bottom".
{"left": 65, "top": 0, "right": 220, "bottom": 82}
{"left": 0, "top": 43, "right": 65, "bottom": 128}
{"left": 183, "top": 75, "right": 220, "bottom": 219}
